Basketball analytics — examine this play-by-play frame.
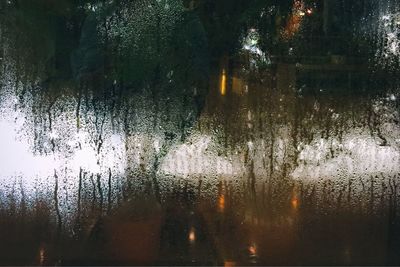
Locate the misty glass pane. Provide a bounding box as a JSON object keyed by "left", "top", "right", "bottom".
{"left": 0, "top": 0, "right": 399, "bottom": 265}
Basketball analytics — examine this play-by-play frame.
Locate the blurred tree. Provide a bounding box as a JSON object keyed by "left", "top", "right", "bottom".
{"left": 193, "top": 0, "right": 293, "bottom": 59}
{"left": 0, "top": 0, "right": 99, "bottom": 96}
{"left": 71, "top": 0, "right": 209, "bottom": 104}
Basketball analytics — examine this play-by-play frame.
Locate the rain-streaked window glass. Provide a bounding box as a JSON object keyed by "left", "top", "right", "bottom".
{"left": 0, "top": 0, "right": 399, "bottom": 265}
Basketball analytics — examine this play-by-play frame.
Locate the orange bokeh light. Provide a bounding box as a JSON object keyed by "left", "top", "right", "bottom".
{"left": 218, "top": 194, "right": 225, "bottom": 211}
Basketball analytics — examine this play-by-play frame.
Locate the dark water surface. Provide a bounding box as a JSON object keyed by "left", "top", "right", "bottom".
{"left": 0, "top": 0, "right": 400, "bottom": 265}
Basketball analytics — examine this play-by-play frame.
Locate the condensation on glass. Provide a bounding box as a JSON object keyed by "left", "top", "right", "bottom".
{"left": 0, "top": 0, "right": 399, "bottom": 265}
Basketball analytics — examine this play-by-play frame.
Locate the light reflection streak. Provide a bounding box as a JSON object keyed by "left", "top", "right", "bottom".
{"left": 248, "top": 243, "right": 257, "bottom": 257}
{"left": 291, "top": 197, "right": 299, "bottom": 209}
{"left": 39, "top": 246, "right": 45, "bottom": 265}
{"left": 224, "top": 261, "right": 236, "bottom": 267}
{"left": 189, "top": 227, "right": 196, "bottom": 244}
{"left": 283, "top": 0, "right": 305, "bottom": 38}
{"left": 220, "top": 69, "right": 227, "bottom": 96}
{"left": 218, "top": 194, "right": 225, "bottom": 212}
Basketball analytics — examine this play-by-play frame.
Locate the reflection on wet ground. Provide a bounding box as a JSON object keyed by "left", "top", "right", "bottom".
{"left": 0, "top": 64, "right": 399, "bottom": 265}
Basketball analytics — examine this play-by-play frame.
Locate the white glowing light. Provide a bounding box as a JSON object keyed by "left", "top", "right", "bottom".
{"left": 0, "top": 93, "right": 126, "bottom": 205}
{"left": 49, "top": 131, "right": 59, "bottom": 139}
{"left": 247, "top": 141, "right": 254, "bottom": 150}
{"left": 377, "top": 12, "right": 400, "bottom": 64}
{"left": 69, "top": 145, "right": 100, "bottom": 173}
{"left": 291, "top": 132, "right": 400, "bottom": 181}
{"left": 0, "top": 120, "right": 56, "bottom": 179}
{"left": 242, "top": 28, "right": 270, "bottom": 65}
{"left": 161, "top": 135, "right": 242, "bottom": 177}
{"left": 153, "top": 138, "right": 161, "bottom": 153}
{"left": 188, "top": 227, "right": 196, "bottom": 243}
